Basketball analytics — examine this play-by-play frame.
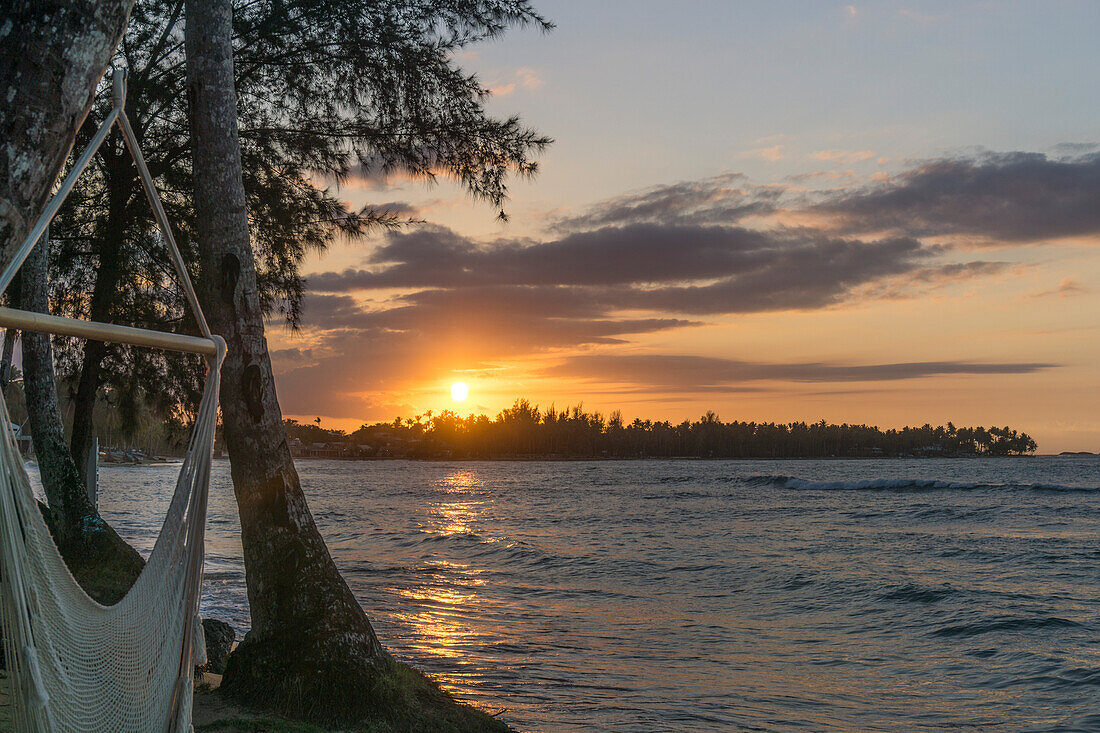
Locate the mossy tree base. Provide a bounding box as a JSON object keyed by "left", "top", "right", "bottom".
{"left": 41, "top": 503, "right": 145, "bottom": 605}
{"left": 220, "top": 631, "right": 510, "bottom": 732}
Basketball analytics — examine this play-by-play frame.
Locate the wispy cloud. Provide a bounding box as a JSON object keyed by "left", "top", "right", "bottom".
{"left": 541, "top": 354, "right": 1057, "bottom": 393}
{"left": 741, "top": 144, "right": 786, "bottom": 162}
{"left": 490, "top": 67, "right": 544, "bottom": 96}
{"left": 897, "top": 8, "right": 948, "bottom": 24}
{"left": 811, "top": 149, "right": 876, "bottom": 163}
{"left": 551, "top": 173, "right": 781, "bottom": 231}
{"left": 1029, "top": 277, "right": 1089, "bottom": 299}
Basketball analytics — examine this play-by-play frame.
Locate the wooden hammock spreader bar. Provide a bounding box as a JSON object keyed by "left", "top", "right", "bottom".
{"left": 0, "top": 307, "right": 217, "bottom": 356}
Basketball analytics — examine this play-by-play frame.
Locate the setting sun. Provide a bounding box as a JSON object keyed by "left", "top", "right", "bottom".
{"left": 450, "top": 382, "right": 469, "bottom": 402}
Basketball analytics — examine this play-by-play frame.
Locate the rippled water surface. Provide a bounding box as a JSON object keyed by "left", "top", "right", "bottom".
{"left": 91, "top": 456, "right": 1100, "bottom": 731}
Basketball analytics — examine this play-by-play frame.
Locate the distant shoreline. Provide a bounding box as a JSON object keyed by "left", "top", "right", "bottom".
{"left": 223, "top": 453, "right": 1093, "bottom": 463}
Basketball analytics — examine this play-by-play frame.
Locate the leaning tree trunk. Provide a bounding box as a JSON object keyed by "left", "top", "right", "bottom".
{"left": 19, "top": 232, "right": 93, "bottom": 527}
{"left": 19, "top": 232, "right": 143, "bottom": 604}
{"left": 184, "top": 1, "right": 507, "bottom": 728}
{"left": 0, "top": 0, "right": 135, "bottom": 269}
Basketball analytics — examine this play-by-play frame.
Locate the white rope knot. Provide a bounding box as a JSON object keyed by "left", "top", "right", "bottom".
{"left": 192, "top": 613, "right": 207, "bottom": 667}
{"left": 22, "top": 644, "right": 49, "bottom": 708}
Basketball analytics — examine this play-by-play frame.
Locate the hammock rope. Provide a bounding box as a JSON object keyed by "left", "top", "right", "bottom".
{"left": 0, "top": 67, "right": 225, "bottom": 732}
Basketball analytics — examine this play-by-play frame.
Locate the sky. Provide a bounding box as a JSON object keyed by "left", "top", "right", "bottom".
{"left": 271, "top": 0, "right": 1100, "bottom": 452}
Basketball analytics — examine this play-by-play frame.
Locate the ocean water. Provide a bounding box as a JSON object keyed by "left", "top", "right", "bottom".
{"left": 90, "top": 456, "right": 1100, "bottom": 732}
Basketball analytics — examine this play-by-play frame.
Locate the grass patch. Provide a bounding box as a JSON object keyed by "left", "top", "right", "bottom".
{"left": 196, "top": 718, "right": 329, "bottom": 733}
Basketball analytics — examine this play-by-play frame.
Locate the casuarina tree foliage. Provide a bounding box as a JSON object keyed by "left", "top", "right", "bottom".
{"left": 49, "top": 0, "right": 552, "bottom": 488}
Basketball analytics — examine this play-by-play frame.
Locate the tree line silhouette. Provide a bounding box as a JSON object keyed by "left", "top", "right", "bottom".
{"left": 286, "top": 399, "right": 1038, "bottom": 459}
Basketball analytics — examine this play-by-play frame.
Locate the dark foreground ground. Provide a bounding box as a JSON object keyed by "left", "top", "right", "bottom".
{"left": 0, "top": 672, "right": 332, "bottom": 732}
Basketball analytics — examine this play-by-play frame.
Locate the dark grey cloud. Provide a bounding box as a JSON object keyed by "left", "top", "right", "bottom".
{"left": 611, "top": 235, "right": 934, "bottom": 314}
{"left": 296, "top": 290, "right": 698, "bottom": 351}
{"left": 906, "top": 261, "right": 1012, "bottom": 282}
{"left": 543, "top": 354, "right": 1058, "bottom": 393}
{"left": 308, "top": 223, "right": 968, "bottom": 316}
{"left": 310, "top": 151, "right": 1082, "bottom": 310}
{"left": 310, "top": 223, "right": 790, "bottom": 290}
{"left": 1049, "top": 142, "right": 1100, "bottom": 158}
{"left": 819, "top": 152, "right": 1100, "bottom": 242}
{"left": 854, "top": 261, "right": 1014, "bottom": 301}
{"left": 372, "top": 201, "right": 420, "bottom": 217}
{"left": 551, "top": 173, "right": 783, "bottom": 230}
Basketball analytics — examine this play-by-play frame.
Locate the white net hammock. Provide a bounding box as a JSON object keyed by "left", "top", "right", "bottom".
{"left": 0, "top": 355, "right": 221, "bottom": 731}
{"left": 0, "top": 68, "right": 226, "bottom": 732}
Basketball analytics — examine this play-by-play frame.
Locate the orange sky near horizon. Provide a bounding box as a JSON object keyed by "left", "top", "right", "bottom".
{"left": 278, "top": 247, "right": 1100, "bottom": 451}
{"left": 275, "top": 2, "right": 1100, "bottom": 453}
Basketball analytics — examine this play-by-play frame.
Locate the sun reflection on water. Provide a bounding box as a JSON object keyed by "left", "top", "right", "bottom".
{"left": 397, "top": 470, "right": 494, "bottom": 688}
{"left": 439, "top": 470, "right": 485, "bottom": 493}
{"left": 429, "top": 470, "right": 486, "bottom": 535}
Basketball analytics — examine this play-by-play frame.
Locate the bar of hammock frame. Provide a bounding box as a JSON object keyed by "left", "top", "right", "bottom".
{"left": 0, "top": 68, "right": 217, "bottom": 357}
{"left": 0, "top": 307, "right": 216, "bottom": 356}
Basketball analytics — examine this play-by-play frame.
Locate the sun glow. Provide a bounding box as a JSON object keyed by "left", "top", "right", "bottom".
{"left": 450, "top": 381, "right": 469, "bottom": 402}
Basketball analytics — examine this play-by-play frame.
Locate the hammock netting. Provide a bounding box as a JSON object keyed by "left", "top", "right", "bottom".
{"left": 0, "top": 349, "right": 221, "bottom": 730}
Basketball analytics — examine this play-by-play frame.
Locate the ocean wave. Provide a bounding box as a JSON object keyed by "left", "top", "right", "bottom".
{"left": 931, "top": 615, "right": 1083, "bottom": 638}
{"left": 741, "top": 474, "right": 1098, "bottom": 492}
{"left": 878, "top": 582, "right": 957, "bottom": 604}
{"left": 1028, "top": 483, "right": 1100, "bottom": 492}
{"left": 407, "top": 529, "right": 557, "bottom": 568}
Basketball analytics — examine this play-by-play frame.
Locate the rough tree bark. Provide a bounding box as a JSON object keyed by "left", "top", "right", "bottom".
{"left": 0, "top": 329, "right": 15, "bottom": 397}
{"left": 185, "top": 1, "right": 507, "bottom": 728}
{"left": 0, "top": 0, "right": 135, "bottom": 270}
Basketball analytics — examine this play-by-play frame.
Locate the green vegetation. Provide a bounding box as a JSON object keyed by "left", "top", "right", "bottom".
{"left": 287, "top": 400, "right": 1038, "bottom": 459}
{"left": 195, "top": 717, "right": 327, "bottom": 733}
